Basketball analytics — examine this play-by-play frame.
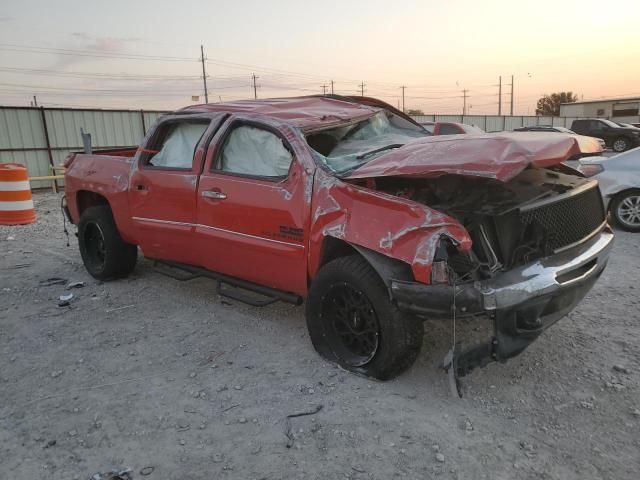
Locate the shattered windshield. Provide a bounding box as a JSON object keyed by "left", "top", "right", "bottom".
{"left": 306, "top": 111, "right": 429, "bottom": 173}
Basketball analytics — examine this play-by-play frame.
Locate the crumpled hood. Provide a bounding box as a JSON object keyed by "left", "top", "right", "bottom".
{"left": 346, "top": 132, "right": 602, "bottom": 182}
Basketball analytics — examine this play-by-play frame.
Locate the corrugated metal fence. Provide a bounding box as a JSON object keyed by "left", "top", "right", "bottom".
{"left": 0, "top": 106, "right": 168, "bottom": 188}
{"left": 410, "top": 114, "right": 584, "bottom": 132}
{"left": 0, "top": 105, "right": 586, "bottom": 189}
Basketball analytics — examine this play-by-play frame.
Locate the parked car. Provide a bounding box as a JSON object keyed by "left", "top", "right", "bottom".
{"left": 571, "top": 118, "right": 640, "bottom": 152}
{"left": 419, "top": 121, "right": 436, "bottom": 133}
{"left": 514, "top": 125, "right": 575, "bottom": 133}
{"left": 63, "top": 95, "right": 612, "bottom": 384}
{"left": 614, "top": 122, "right": 640, "bottom": 130}
{"left": 514, "top": 125, "right": 607, "bottom": 150}
{"left": 420, "top": 121, "right": 484, "bottom": 135}
{"left": 577, "top": 147, "right": 640, "bottom": 231}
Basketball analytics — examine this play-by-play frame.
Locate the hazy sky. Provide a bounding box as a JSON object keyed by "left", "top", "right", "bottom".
{"left": 1, "top": 0, "right": 639, "bottom": 114}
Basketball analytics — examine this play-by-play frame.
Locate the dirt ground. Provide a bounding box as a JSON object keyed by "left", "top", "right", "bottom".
{"left": 1, "top": 192, "right": 638, "bottom": 480}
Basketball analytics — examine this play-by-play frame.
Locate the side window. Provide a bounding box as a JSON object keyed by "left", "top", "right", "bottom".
{"left": 145, "top": 121, "right": 209, "bottom": 169}
{"left": 439, "top": 124, "right": 461, "bottom": 135}
{"left": 217, "top": 125, "right": 293, "bottom": 178}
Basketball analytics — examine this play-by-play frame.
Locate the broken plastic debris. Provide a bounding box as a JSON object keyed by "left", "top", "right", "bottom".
{"left": 66, "top": 281, "right": 85, "bottom": 289}
{"left": 39, "top": 277, "right": 67, "bottom": 287}
{"left": 58, "top": 293, "right": 73, "bottom": 307}
{"left": 89, "top": 468, "right": 133, "bottom": 480}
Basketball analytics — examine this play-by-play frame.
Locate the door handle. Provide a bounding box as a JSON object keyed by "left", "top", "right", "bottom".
{"left": 135, "top": 184, "right": 148, "bottom": 191}
{"left": 202, "top": 190, "right": 227, "bottom": 200}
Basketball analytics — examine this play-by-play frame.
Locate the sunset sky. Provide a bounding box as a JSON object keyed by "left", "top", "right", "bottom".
{"left": 1, "top": 0, "right": 639, "bottom": 114}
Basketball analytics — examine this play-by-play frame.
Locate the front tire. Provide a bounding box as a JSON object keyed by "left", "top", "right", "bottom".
{"left": 306, "top": 255, "right": 423, "bottom": 380}
{"left": 610, "top": 189, "right": 640, "bottom": 232}
{"left": 612, "top": 137, "right": 629, "bottom": 152}
{"left": 78, "top": 206, "right": 138, "bottom": 279}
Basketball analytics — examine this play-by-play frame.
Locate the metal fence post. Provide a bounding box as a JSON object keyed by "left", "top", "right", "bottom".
{"left": 140, "top": 109, "right": 146, "bottom": 135}
{"left": 39, "top": 106, "right": 58, "bottom": 193}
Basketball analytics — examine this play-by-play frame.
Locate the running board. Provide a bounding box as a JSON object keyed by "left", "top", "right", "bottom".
{"left": 152, "top": 260, "right": 303, "bottom": 307}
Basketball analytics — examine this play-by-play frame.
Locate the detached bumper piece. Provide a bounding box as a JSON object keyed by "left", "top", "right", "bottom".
{"left": 391, "top": 230, "right": 614, "bottom": 379}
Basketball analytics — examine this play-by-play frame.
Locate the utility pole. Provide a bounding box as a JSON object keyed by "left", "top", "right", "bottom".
{"left": 462, "top": 89, "right": 469, "bottom": 115}
{"left": 498, "top": 76, "right": 502, "bottom": 115}
{"left": 32, "top": 95, "right": 38, "bottom": 107}
{"left": 320, "top": 84, "right": 328, "bottom": 95}
{"left": 358, "top": 82, "right": 366, "bottom": 96}
{"left": 509, "top": 74, "right": 514, "bottom": 116}
{"left": 400, "top": 85, "right": 406, "bottom": 113}
{"left": 200, "top": 45, "right": 209, "bottom": 104}
{"left": 252, "top": 73, "right": 259, "bottom": 99}
{"left": 330, "top": 80, "right": 334, "bottom": 95}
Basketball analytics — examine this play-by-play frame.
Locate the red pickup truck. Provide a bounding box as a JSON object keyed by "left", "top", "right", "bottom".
{"left": 64, "top": 95, "right": 613, "bottom": 384}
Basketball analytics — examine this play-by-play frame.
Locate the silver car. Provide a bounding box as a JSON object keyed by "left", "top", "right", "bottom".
{"left": 578, "top": 147, "right": 640, "bottom": 231}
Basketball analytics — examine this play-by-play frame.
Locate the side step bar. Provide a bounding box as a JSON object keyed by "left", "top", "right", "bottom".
{"left": 152, "top": 260, "right": 303, "bottom": 307}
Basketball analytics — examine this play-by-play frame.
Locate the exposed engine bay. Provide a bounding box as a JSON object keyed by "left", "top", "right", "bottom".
{"left": 351, "top": 167, "right": 606, "bottom": 281}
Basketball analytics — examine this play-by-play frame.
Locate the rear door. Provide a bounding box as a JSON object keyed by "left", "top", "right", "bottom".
{"left": 195, "top": 118, "right": 309, "bottom": 295}
{"left": 128, "top": 114, "right": 226, "bottom": 265}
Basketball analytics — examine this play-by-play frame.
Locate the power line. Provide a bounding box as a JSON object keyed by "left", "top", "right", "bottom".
{"left": 0, "top": 66, "right": 204, "bottom": 81}
{"left": 0, "top": 44, "right": 196, "bottom": 62}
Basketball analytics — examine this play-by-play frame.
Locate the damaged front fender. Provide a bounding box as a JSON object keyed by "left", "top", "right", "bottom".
{"left": 308, "top": 168, "right": 472, "bottom": 283}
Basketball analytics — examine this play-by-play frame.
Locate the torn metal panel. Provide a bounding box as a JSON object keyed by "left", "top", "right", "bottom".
{"left": 308, "top": 168, "right": 471, "bottom": 283}
{"left": 346, "top": 133, "right": 603, "bottom": 182}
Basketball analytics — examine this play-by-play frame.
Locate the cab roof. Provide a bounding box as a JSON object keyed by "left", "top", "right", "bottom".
{"left": 177, "top": 95, "right": 392, "bottom": 130}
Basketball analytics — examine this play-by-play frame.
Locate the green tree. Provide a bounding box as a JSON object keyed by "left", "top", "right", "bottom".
{"left": 406, "top": 108, "right": 424, "bottom": 115}
{"left": 536, "top": 92, "right": 579, "bottom": 116}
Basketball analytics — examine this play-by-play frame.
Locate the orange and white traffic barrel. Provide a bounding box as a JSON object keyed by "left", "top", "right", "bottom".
{"left": 0, "top": 163, "right": 36, "bottom": 225}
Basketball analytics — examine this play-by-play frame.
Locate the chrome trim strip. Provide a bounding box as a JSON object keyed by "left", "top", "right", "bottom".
{"left": 131, "top": 216, "right": 304, "bottom": 249}
{"left": 196, "top": 223, "right": 304, "bottom": 249}
{"left": 132, "top": 217, "right": 192, "bottom": 227}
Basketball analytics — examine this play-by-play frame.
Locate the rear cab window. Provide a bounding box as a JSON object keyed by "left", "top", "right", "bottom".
{"left": 143, "top": 121, "right": 210, "bottom": 170}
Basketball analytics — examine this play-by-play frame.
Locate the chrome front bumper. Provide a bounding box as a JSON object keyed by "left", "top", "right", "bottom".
{"left": 391, "top": 229, "right": 614, "bottom": 376}
{"left": 478, "top": 229, "right": 613, "bottom": 312}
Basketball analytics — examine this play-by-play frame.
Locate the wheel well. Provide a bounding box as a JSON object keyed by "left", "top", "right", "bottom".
{"left": 610, "top": 187, "right": 640, "bottom": 206}
{"left": 318, "top": 237, "right": 359, "bottom": 269}
{"left": 77, "top": 191, "right": 110, "bottom": 216}
{"left": 316, "top": 237, "right": 413, "bottom": 287}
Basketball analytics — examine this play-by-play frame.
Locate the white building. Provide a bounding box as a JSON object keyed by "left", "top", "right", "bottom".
{"left": 560, "top": 97, "right": 640, "bottom": 123}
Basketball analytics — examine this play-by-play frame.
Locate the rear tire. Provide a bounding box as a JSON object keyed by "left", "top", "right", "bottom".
{"left": 610, "top": 189, "right": 640, "bottom": 232}
{"left": 612, "top": 137, "right": 629, "bottom": 152}
{"left": 78, "top": 206, "right": 138, "bottom": 280}
{"left": 306, "top": 255, "right": 423, "bottom": 380}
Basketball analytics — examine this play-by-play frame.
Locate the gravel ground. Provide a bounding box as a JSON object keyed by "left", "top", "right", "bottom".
{"left": 1, "top": 192, "right": 639, "bottom": 480}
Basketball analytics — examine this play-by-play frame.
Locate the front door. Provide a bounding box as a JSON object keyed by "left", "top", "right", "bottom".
{"left": 196, "top": 120, "right": 309, "bottom": 295}
{"left": 129, "top": 114, "right": 225, "bottom": 265}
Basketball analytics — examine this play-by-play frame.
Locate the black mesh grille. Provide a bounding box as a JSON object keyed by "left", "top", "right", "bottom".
{"left": 519, "top": 185, "right": 605, "bottom": 251}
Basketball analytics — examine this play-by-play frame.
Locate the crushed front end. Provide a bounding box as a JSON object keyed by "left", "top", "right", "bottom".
{"left": 377, "top": 167, "right": 613, "bottom": 378}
